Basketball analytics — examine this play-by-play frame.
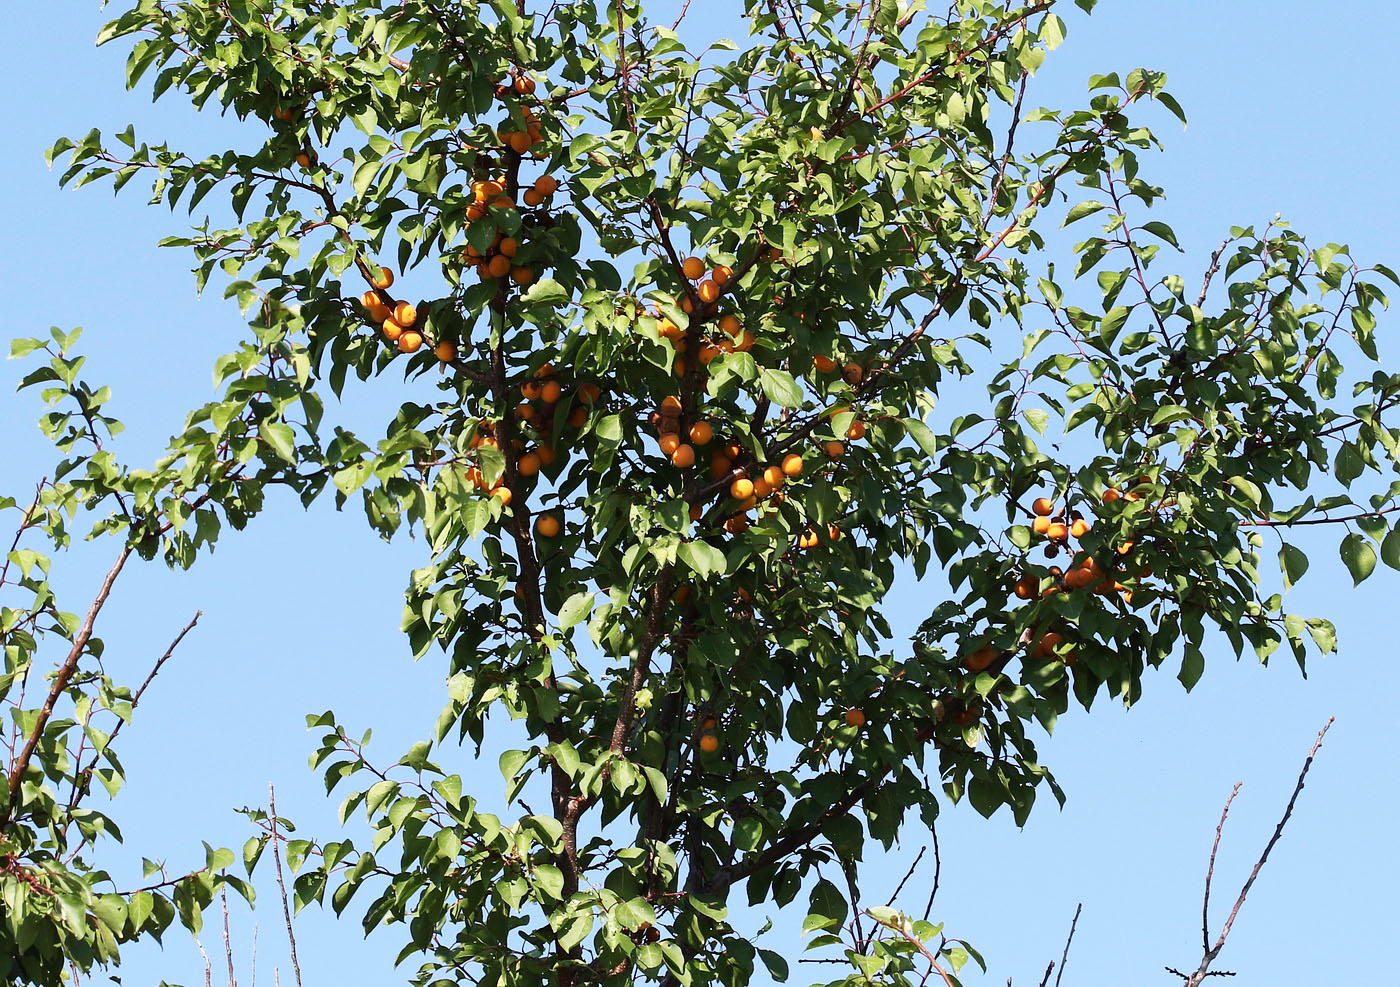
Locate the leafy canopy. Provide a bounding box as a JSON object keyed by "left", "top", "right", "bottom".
{"left": 4, "top": 0, "right": 1398, "bottom": 984}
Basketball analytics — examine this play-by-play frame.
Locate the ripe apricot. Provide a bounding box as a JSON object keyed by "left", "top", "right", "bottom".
{"left": 723, "top": 442, "right": 743, "bottom": 461}
{"left": 843, "top": 363, "right": 863, "bottom": 385}
{"left": 724, "top": 514, "right": 748, "bottom": 534}
{"left": 274, "top": 105, "right": 297, "bottom": 122}
{"left": 844, "top": 708, "right": 866, "bottom": 728}
{"left": 674, "top": 584, "right": 692, "bottom": 604}
{"left": 578, "top": 382, "right": 601, "bottom": 404}
{"left": 699, "top": 733, "right": 720, "bottom": 753}
{"left": 492, "top": 485, "right": 513, "bottom": 506}
{"left": 523, "top": 188, "right": 544, "bottom": 207}
{"left": 371, "top": 267, "right": 394, "bottom": 290}
{"left": 689, "top": 422, "right": 714, "bottom": 445}
{"left": 846, "top": 420, "right": 867, "bottom": 440}
{"left": 434, "top": 340, "right": 457, "bottom": 362}
{"left": 1033, "top": 631, "right": 1064, "bottom": 659}
{"left": 534, "top": 175, "right": 559, "bottom": 196}
{"left": 536, "top": 514, "right": 561, "bottom": 538}
{"left": 1032, "top": 498, "right": 1054, "bottom": 517}
{"left": 499, "top": 237, "right": 519, "bottom": 258}
{"left": 782, "top": 454, "right": 804, "bottom": 477}
{"left": 827, "top": 523, "right": 842, "bottom": 541}
{"left": 660, "top": 395, "right": 683, "bottom": 416}
{"left": 824, "top": 440, "right": 845, "bottom": 458}
{"left": 682, "top": 256, "right": 706, "bottom": 280}
{"left": 296, "top": 151, "right": 315, "bottom": 169}
{"left": 699, "top": 342, "right": 721, "bottom": 365}
{"left": 537, "top": 445, "right": 557, "bottom": 466}
{"left": 1117, "top": 540, "right": 1135, "bottom": 556}
{"left": 382, "top": 321, "right": 405, "bottom": 343}
{"left": 712, "top": 265, "right": 733, "bottom": 286}
{"left": 513, "top": 74, "right": 536, "bottom": 95}
{"left": 1014, "top": 575, "right": 1039, "bottom": 600}
{"left": 541, "top": 380, "right": 562, "bottom": 404}
{"left": 518, "top": 451, "right": 542, "bottom": 476}
{"left": 1071, "top": 518, "right": 1091, "bottom": 539}
{"left": 752, "top": 477, "right": 772, "bottom": 498}
{"left": 718, "top": 314, "right": 741, "bottom": 337}
{"left": 962, "top": 645, "right": 998, "bottom": 673}
{"left": 394, "top": 301, "right": 417, "bottom": 326}
{"left": 1031, "top": 515, "right": 1051, "bottom": 535}
{"left": 1065, "top": 566, "right": 1094, "bottom": 590}
{"left": 1047, "top": 522, "right": 1069, "bottom": 542}
{"left": 567, "top": 407, "right": 587, "bottom": 428}
{"left": 730, "top": 477, "right": 754, "bottom": 500}
{"left": 671, "top": 444, "right": 696, "bottom": 468}
{"left": 813, "top": 355, "right": 837, "bottom": 373}
{"left": 511, "top": 266, "right": 535, "bottom": 286}
{"left": 659, "top": 434, "right": 682, "bottom": 456}
{"left": 700, "top": 714, "right": 718, "bottom": 730}
{"left": 397, "top": 330, "right": 424, "bottom": 353}
{"left": 735, "top": 330, "right": 756, "bottom": 352}
{"left": 710, "top": 454, "right": 733, "bottom": 479}
{"left": 698, "top": 280, "right": 720, "bottom": 304}
{"left": 763, "top": 466, "right": 785, "bottom": 488}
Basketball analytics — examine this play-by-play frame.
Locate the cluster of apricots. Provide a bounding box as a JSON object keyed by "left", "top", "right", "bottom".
{"left": 463, "top": 174, "right": 559, "bottom": 287}
{"left": 358, "top": 267, "right": 458, "bottom": 360}
{"left": 697, "top": 713, "right": 721, "bottom": 753}
{"left": 463, "top": 368, "right": 603, "bottom": 507}
{"left": 269, "top": 101, "right": 318, "bottom": 170}
{"left": 461, "top": 77, "right": 563, "bottom": 286}
{"left": 812, "top": 354, "right": 866, "bottom": 387}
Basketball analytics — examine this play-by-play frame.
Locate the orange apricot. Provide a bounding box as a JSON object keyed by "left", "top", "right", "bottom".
{"left": 690, "top": 422, "right": 714, "bottom": 445}
{"left": 511, "top": 266, "right": 535, "bottom": 286}
{"left": 671, "top": 444, "right": 696, "bottom": 468}
{"left": 434, "top": 340, "right": 457, "bottom": 362}
{"left": 813, "top": 354, "right": 837, "bottom": 373}
{"left": 698, "top": 280, "right": 720, "bottom": 304}
{"left": 962, "top": 645, "right": 999, "bottom": 673}
{"left": 536, "top": 514, "right": 561, "bottom": 538}
{"left": 781, "top": 454, "right": 804, "bottom": 477}
{"left": 659, "top": 434, "right": 682, "bottom": 456}
{"left": 682, "top": 256, "right": 706, "bottom": 280}
{"left": 397, "top": 330, "right": 424, "bottom": 353}
{"left": 824, "top": 440, "right": 845, "bottom": 458}
{"left": 699, "top": 733, "right": 720, "bottom": 753}
{"left": 844, "top": 708, "right": 866, "bottom": 728}
{"left": 1032, "top": 498, "right": 1055, "bottom": 517}
{"left": 534, "top": 175, "right": 560, "bottom": 196}
{"left": 541, "top": 380, "right": 562, "bottom": 404}
{"left": 1031, "top": 516, "right": 1052, "bottom": 535}
{"left": 371, "top": 267, "right": 395, "bottom": 290}
{"left": 394, "top": 301, "right": 417, "bottom": 326}
{"left": 712, "top": 265, "right": 733, "bottom": 285}
{"left": 730, "top": 477, "right": 754, "bottom": 500}
{"left": 517, "top": 451, "right": 542, "bottom": 476}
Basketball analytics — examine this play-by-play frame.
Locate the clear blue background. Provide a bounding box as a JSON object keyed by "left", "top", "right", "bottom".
{"left": 1, "top": 2, "right": 1394, "bottom": 984}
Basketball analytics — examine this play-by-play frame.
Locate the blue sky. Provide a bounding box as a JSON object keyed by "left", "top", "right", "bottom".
{"left": 1, "top": 1, "right": 1395, "bottom": 984}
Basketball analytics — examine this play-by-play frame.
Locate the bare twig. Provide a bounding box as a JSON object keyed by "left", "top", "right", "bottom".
{"left": 1174, "top": 719, "right": 1334, "bottom": 986}
{"left": 1202, "top": 784, "right": 1242, "bottom": 954}
{"left": 1053, "top": 903, "right": 1081, "bottom": 987}
{"left": 886, "top": 845, "right": 926, "bottom": 906}
{"left": 267, "top": 785, "right": 303, "bottom": 987}
{"left": 222, "top": 887, "right": 237, "bottom": 987}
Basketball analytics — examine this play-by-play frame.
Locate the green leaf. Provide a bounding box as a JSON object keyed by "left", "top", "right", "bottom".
{"left": 758, "top": 368, "right": 804, "bottom": 408}
{"left": 1340, "top": 533, "right": 1377, "bottom": 585}
{"left": 1279, "top": 543, "right": 1309, "bottom": 590}
{"left": 1381, "top": 527, "right": 1400, "bottom": 571}
{"left": 1063, "top": 201, "right": 1107, "bottom": 227}
{"left": 558, "top": 590, "right": 595, "bottom": 629}
{"left": 259, "top": 422, "right": 297, "bottom": 462}
{"left": 678, "top": 541, "right": 727, "bottom": 579}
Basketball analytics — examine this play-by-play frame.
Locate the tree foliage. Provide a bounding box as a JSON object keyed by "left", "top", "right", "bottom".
{"left": 5, "top": 0, "right": 1399, "bottom": 984}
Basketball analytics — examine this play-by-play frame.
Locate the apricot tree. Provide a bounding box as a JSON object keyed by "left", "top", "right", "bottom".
{"left": 8, "top": 0, "right": 1400, "bottom": 984}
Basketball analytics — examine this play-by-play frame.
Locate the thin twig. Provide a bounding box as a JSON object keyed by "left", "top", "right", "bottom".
{"left": 1175, "top": 719, "right": 1334, "bottom": 986}
{"left": 1202, "top": 784, "right": 1242, "bottom": 954}
{"left": 1053, "top": 903, "right": 1081, "bottom": 987}
{"left": 267, "top": 784, "right": 303, "bottom": 987}
{"left": 886, "top": 845, "right": 926, "bottom": 906}
{"left": 222, "top": 887, "right": 237, "bottom": 987}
